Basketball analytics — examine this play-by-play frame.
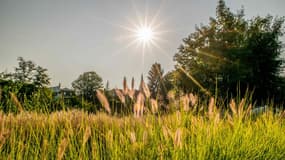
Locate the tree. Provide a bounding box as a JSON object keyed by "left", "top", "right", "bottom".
{"left": 174, "top": 0, "right": 284, "bottom": 102}
{"left": 33, "top": 66, "right": 50, "bottom": 87}
{"left": 72, "top": 71, "right": 103, "bottom": 101}
{"left": 14, "top": 57, "right": 35, "bottom": 83}
{"left": 147, "top": 62, "right": 165, "bottom": 98}
{"left": 10, "top": 57, "right": 50, "bottom": 87}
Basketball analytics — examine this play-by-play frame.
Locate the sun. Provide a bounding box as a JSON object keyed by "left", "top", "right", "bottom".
{"left": 135, "top": 26, "right": 154, "bottom": 44}
{"left": 112, "top": 2, "right": 171, "bottom": 64}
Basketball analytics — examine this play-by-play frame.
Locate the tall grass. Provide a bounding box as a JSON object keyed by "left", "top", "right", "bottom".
{"left": 0, "top": 107, "right": 285, "bottom": 159}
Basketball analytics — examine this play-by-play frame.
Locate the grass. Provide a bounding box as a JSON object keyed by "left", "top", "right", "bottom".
{"left": 1, "top": 106, "right": 285, "bottom": 159}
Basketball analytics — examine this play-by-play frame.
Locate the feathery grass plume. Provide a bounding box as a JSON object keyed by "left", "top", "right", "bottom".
{"left": 229, "top": 99, "right": 237, "bottom": 116}
{"left": 226, "top": 113, "right": 234, "bottom": 128}
{"left": 10, "top": 92, "right": 23, "bottom": 113}
{"left": 131, "top": 77, "right": 135, "bottom": 90}
{"left": 142, "top": 131, "right": 148, "bottom": 144}
{"left": 162, "top": 126, "right": 171, "bottom": 139}
{"left": 134, "top": 92, "right": 145, "bottom": 117}
{"left": 57, "top": 138, "right": 68, "bottom": 160}
{"left": 174, "top": 128, "right": 182, "bottom": 148}
{"left": 208, "top": 97, "right": 215, "bottom": 118}
{"left": 129, "top": 132, "right": 136, "bottom": 144}
{"left": 96, "top": 90, "right": 111, "bottom": 114}
{"left": 189, "top": 93, "right": 198, "bottom": 106}
{"left": 115, "top": 89, "right": 126, "bottom": 104}
{"left": 83, "top": 126, "right": 91, "bottom": 146}
{"left": 123, "top": 76, "right": 129, "bottom": 95}
{"left": 142, "top": 82, "right": 151, "bottom": 99}
{"left": 181, "top": 95, "right": 190, "bottom": 111}
{"left": 139, "top": 74, "right": 151, "bottom": 98}
{"left": 245, "top": 104, "right": 252, "bottom": 117}
{"left": 150, "top": 98, "right": 158, "bottom": 114}
{"left": 238, "top": 98, "right": 246, "bottom": 117}
{"left": 127, "top": 89, "right": 135, "bottom": 100}
{"left": 133, "top": 103, "right": 140, "bottom": 117}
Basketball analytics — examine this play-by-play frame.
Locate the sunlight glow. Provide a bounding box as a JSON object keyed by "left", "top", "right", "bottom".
{"left": 135, "top": 26, "right": 154, "bottom": 43}
{"left": 110, "top": 1, "right": 174, "bottom": 67}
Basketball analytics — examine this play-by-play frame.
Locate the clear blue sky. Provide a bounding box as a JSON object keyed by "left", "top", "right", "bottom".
{"left": 1, "top": 0, "right": 285, "bottom": 88}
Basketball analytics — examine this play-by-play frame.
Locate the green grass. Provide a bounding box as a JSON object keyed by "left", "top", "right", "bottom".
{"left": 0, "top": 108, "right": 285, "bottom": 159}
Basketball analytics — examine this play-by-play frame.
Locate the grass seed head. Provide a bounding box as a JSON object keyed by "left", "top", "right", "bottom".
{"left": 57, "top": 138, "right": 68, "bottom": 160}
{"left": 96, "top": 90, "right": 111, "bottom": 114}
{"left": 181, "top": 95, "right": 190, "bottom": 111}
{"left": 10, "top": 92, "right": 23, "bottom": 113}
{"left": 150, "top": 98, "right": 158, "bottom": 114}
{"left": 229, "top": 99, "right": 237, "bottom": 116}
{"left": 208, "top": 97, "right": 215, "bottom": 118}
{"left": 83, "top": 126, "right": 91, "bottom": 146}
{"left": 123, "top": 77, "right": 129, "bottom": 95}
{"left": 115, "top": 89, "right": 126, "bottom": 104}
{"left": 174, "top": 128, "right": 182, "bottom": 148}
{"left": 189, "top": 93, "right": 198, "bottom": 106}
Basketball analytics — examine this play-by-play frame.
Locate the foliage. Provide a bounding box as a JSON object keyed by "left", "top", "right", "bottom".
{"left": 147, "top": 62, "right": 164, "bottom": 98}
{"left": 13, "top": 57, "right": 50, "bottom": 87}
{"left": 174, "top": 0, "right": 285, "bottom": 103}
{"left": 72, "top": 71, "right": 103, "bottom": 102}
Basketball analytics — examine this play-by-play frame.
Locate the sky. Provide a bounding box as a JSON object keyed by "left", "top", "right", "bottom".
{"left": 1, "top": 0, "right": 285, "bottom": 88}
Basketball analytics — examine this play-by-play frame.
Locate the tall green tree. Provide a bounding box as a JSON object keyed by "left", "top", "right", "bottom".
{"left": 33, "top": 66, "right": 50, "bottom": 87}
{"left": 174, "top": 0, "right": 284, "bottom": 102}
{"left": 72, "top": 71, "right": 103, "bottom": 101}
{"left": 14, "top": 57, "right": 35, "bottom": 83}
{"left": 1, "top": 57, "right": 50, "bottom": 87}
{"left": 147, "top": 62, "right": 165, "bottom": 98}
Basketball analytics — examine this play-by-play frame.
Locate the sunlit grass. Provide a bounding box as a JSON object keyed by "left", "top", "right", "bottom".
{"left": 0, "top": 107, "right": 285, "bottom": 159}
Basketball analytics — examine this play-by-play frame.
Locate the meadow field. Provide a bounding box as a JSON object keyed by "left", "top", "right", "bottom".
{"left": 1, "top": 98, "right": 285, "bottom": 160}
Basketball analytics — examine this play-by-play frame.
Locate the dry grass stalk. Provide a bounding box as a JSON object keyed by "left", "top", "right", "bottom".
{"left": 162, "top": 126, "right": 171, "bottom": 139}
{"left": 150, "top": 98, "right": 158, "bottom": 114}
{"left": 174, "top": 128, "right": 182, "bottom": 148}
{"left": 123, "top": 77, "right": 129, "bottom": 95}
{"left": 189, "top": 93, "right": 198, "bottom": 106}
{"left": 208, "top": 97, "right": 215, "bottom": 118}
{"left": 115, "top": 89, "right": 126, "bottom": 104}
{"left": 131, "top": 77, "right": 135, "bottom": 90}
{"left": 96, "top": 90, "right": 111, "bottom": 114}
{"left": 130, "top": 132, "right": 136, "bottom": 144}
{"left": 134, "top": 92, "right": 145, "bottom": 117}
{"left": 10, "top": 92, "right": 23, "bottom": 113}
{"left": 57, "top": 138, "right": 68, "bottom": 160}
{"left": 229, "top": 99, "right": 237, "bottom": 116}
{"left": 181, "top": 95, "right": 190, "bottom": 111}
{"left": 142, "top": 82, "right": 151, "bottom": 99}
{"left": 226, "top": 113, "right": 234, "bottom": 128}
{"left": 245, "top": 104, "right": 252, "bottom": 117}
{"left": 133, "top": 103, "right": 140, "bottom": 117}
{"left": 83, "top": 126, "right": 91, "bottom": 146}
{"left": 127, "top": 89, "right": 135, "bottom": 100}
{"left": 238, "top": 98, "right": 246, "bottom": 117}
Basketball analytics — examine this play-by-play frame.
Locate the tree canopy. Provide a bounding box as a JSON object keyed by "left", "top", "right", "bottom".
{"left": 0, "top": 57, "right": 50, "bottom": 87}
{"left": 174, "top": 0, "right": 284, "bottom": 102}
{"left": 72, "top": 71, "right": 103, "bottom": 101}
